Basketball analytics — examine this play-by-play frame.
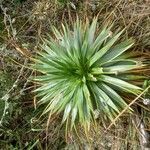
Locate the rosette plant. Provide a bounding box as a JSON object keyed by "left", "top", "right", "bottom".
{"left": 32, "top": 18, "right": 144, "bottom": 131}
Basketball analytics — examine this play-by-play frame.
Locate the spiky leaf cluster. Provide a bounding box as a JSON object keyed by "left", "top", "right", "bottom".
{"left": 32, "top": 18, "right": 143, "bottom": 131}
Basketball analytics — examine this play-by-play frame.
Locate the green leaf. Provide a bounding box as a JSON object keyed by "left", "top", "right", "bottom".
{"left": 95, "top": 84, "right": 120, "bottom": 113}
{"left": 91, "top": 67, "right": 103, "bottom": 74}
{"left": 83, "top": 84, "right": 93, "bottom": 119}
{"left": 71, "top": 106, "right": 78, "bottom": 128}
{"left": 99, "top": 39, "right": 134, "bottom": 64}
{"left": 101, "top": 59, "right": 137, "bottom": 67}
{"left": 99, "top": 83, "right": 130, "bottom": 110}
{"left": 99, "top": 75, "right": 142, "bottom": 94}
{"left": 103, "top": 64, "right": 139, "bottom": 73}
{"left": 42, "top": 93, "right": 62, "bottom": 115}
{"left": 76, "top": 86, "right": 85, "bottom": 123}
{"left": 89, "top": 29, "right": 124, "bottom": 66}
{"left": 88, "top": 17, "right": 97, "bottom": 45}
{"left": 87, "top": 26, "right": 111, "bottom": 58}
{"left": 62, "top": 102, "right": 72, "bottom": 123}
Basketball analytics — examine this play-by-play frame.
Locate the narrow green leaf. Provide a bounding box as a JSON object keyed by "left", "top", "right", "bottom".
{"left": 62, "top": 102, "right": 72, "bottom": 123}
{"left": 103, "top": 65, "right": 140, "bottom": 73}
{"left": 89, "top": 29, "right": 124, "bottom": 66}
{"left": 88, "top": 17, "right": 97, "bottom": 45}
{"left": 71, "top": 106, "right": 78, "bottom": 128}
{"left": 99, "top": 83, "right": 130, "bottom": 109}
{"left": 99, "top": 75, "right": 142, "bottom": 94}
{"left": 99, "top": 39, "right": 134, "bottom": 64}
